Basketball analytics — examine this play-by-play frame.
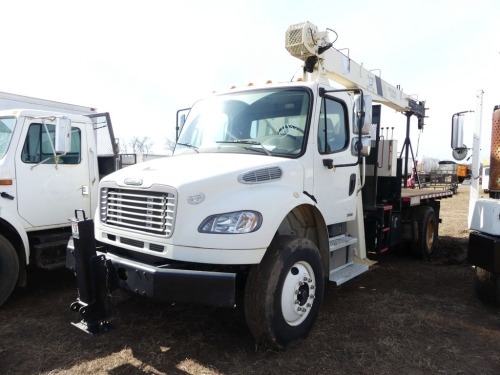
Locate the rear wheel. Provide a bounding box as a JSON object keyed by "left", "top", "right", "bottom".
{"left": 473, "top": 267, "right": 500, "bottom": 304}
{"left": 412, "top": 206, "right": 438, "bottom": 259}
{"left": 0, "top": 234, "right": 19, "bottom": 305}
{"left": 244, "top": 236, "right": 324, "bottom": 349}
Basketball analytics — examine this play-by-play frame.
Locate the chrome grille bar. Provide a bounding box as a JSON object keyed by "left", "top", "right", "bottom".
{"left": 101, "top": 187, "right": 176, "bottom": 236}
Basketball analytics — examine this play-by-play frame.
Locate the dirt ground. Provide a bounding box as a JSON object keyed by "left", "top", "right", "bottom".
{"left": 1, "top": 185, "right": 499, "bottom": 375}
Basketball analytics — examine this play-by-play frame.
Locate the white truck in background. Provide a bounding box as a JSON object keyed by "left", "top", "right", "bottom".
{"left": 68, "top": 21, "right": 453, "bottom": 348}
{"left": 466, "top": 104, "right": 500, "bottom": 303}
{"left": 0, "top": 91, "right": 96, "bottom": 114}
{"left": 0, "top": 91, "right": 121, "bottom": 305}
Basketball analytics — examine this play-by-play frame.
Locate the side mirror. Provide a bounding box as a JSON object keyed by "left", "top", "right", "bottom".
{"left": 451, "top": 112, "right": 469, "bottom": 161}
{"left": 55, "top": 117, "right": 71, "bottom": 155}
{"left": 451, "top": 113, "right": 465, "bottom": 149}
{"left": 354, "top": 94, "right": 372, "bottom": 135}
{"left": 351, "top": 136, "right": 371, "bottom": 157}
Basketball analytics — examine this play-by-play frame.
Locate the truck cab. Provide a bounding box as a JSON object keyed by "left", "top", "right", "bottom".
{"left": 69, "top": 77, "right": 373, "bottom": 341}
{"left": 100, "top": 81, "right": 368, "bottom": 259}
{"left": 0, "top": 110, "right": 118, "bottom": 305}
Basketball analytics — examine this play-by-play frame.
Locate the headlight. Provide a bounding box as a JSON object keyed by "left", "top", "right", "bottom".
{"left": 199, "top": 211, "right": 262, "bottom": 234}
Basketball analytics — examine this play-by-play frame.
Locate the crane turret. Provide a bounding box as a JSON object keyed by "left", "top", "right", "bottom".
{"left": 285, "top": 21, "right": 426, "bottom": 186}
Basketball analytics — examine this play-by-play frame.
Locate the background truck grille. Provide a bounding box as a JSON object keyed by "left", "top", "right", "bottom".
{"left": 101, "top": 188, "right": 176, "bottom": 236}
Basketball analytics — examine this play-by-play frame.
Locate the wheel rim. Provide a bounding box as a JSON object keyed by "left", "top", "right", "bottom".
{"left": 281, "top": 261, "right": 316, "bottom": 326}
{"left": 425, "top": 219, "right": 435, "bottom": 251}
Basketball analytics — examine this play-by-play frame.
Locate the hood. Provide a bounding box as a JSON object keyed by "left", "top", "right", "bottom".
{"left": 103, "top": 153, "right": 303, "bottom": 189}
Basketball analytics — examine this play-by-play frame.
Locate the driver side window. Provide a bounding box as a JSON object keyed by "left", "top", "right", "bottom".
{"left": 318, "top": 98, "right": 348, "bottom": 154}
{"left": 21, "top": 123, "right": 81, "bottom": 164}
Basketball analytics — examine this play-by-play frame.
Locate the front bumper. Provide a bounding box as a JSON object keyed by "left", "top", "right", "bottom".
{"left": 67, "top": 244, "right": 237, "bottom": 308}
{"left": 468, "top": 231, "right": 500, "bottom": 274}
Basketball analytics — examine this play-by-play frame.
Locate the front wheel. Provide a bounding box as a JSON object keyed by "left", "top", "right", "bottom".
{"left": 244, "top": 236, "right": 324, "bottom": 349}
{"left": 0, "top": 234, "right": 19, "bottom": 306}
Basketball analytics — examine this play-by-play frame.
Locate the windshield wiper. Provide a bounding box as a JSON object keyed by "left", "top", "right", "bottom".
{"left": 216, "top": 140, "right": 271, "bottom": 156}
{"left": 177, "top": 142, "right": 199, "bottom": 153}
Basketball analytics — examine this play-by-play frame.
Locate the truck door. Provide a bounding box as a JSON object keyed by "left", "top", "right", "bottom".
{"left": 313, "top": 94, "right": 358, "bottom": 225}
{"left": 15, "top": 118, "right": 91, "bottom": 227}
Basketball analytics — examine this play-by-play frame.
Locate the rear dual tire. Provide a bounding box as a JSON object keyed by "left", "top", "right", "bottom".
{"left": 412, "top": 206, "right": 438, "bottom": 259}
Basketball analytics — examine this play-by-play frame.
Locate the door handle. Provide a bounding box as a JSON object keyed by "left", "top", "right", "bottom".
{"left": 323, "top": 159, "right": 334, "bottom": 169}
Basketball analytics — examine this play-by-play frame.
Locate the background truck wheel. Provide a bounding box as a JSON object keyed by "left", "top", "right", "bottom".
{"left": 412, "top": 206, "right": 438, "bottom": 259}
{"left": 0, "top": 234, "right": 20, "bottom": 306}
{"left": 244, "top": 235, "right": 324, "bottom": 349}
{"left": 473, "top": 267, "right": 500, "bottom": 304}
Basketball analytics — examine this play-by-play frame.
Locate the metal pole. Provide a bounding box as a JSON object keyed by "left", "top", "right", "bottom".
{"left": 468, "top": 90, "right": 484, "bottom": 227}
{"left": 401, "top": 113, "right": 412, "bottom": 188}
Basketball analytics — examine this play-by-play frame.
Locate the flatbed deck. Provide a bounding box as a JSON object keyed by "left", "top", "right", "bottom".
{"left": 401, "top": 187, "right": 453, "bottom": 206}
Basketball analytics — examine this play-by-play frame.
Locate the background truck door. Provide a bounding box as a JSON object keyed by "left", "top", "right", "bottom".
{"left": 313, "top": 94, "right": 358, "bottom": 225}
{"left": 16, "top": 118, "right": 91, "bottom": 227}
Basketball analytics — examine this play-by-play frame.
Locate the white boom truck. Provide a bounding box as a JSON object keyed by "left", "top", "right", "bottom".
{"left": 67, "top": 21, "right": 452, "bottom": 347}
{"left": 0, "top": 92, "right": 120, "bottom": 305}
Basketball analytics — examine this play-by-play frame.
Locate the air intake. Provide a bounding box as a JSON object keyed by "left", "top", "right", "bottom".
{"left": 238, "top": 167, "right": 283, "bottom": 184}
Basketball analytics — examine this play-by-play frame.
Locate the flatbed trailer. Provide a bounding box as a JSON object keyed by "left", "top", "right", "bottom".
{"left": 363, "top": 135, "right": 454, "bottom": 257}
{"left": 401, "top": 188, "right": 453, "bottom": 205}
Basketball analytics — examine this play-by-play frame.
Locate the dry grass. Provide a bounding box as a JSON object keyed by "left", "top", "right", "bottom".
{"left": 1, "top": 184, "right": 499, "bottom": 374}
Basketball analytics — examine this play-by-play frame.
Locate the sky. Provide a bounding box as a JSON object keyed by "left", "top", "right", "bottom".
{"left": 1, "top": 0, "right": 498, "bottom": 163}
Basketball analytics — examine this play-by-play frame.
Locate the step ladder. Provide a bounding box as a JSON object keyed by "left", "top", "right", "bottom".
{"left": 328, "top": 234, "right": 369, "bottom": 285}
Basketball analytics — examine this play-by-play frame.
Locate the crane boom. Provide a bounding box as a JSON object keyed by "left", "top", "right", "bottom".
{"left": 285, "top": 21, "right": 425, "bottom": 118}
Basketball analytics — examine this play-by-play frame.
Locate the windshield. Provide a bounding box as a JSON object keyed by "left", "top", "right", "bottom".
{"left": 175, "top": 88, "right": 311, "bottom": 157}
{"left": 0, "top": 117, "right": 16, "bottom": 159}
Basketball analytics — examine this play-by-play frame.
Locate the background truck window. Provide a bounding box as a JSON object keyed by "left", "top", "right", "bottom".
{"left": 0, "top": 117, "right": 16, "bottom": 158}
{"left": 21, "top": 123, "right": 81, "bottom": 164}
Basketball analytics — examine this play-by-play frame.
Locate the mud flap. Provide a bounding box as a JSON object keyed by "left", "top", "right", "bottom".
{"left": 68, "top": 210, "right": 114, "bottom": 335}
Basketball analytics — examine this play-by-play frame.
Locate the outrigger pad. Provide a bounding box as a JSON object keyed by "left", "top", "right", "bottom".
{"left": 71, "top": 319, "right": 114, "bottom": 336}
{"left": 70, "top": 300, "right": 115, "bottom": 335}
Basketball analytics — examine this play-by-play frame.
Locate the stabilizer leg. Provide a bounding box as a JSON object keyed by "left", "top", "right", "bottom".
{"left": 68, "top": 210, "right": 114, "bottom": 335}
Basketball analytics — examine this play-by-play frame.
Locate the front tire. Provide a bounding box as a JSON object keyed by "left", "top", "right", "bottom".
{"left": 244, "top": 236, "right": 324, "bottom": 349}
{"left": 473, "top": 267, "right": 500, "bottom": 304}
{"left": 0, "top": 234, "right": 20, "bottom": 306}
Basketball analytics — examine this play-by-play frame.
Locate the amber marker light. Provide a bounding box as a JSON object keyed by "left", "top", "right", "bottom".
{"left": 0, "top": 179, "right": 13, "bottom": 185}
